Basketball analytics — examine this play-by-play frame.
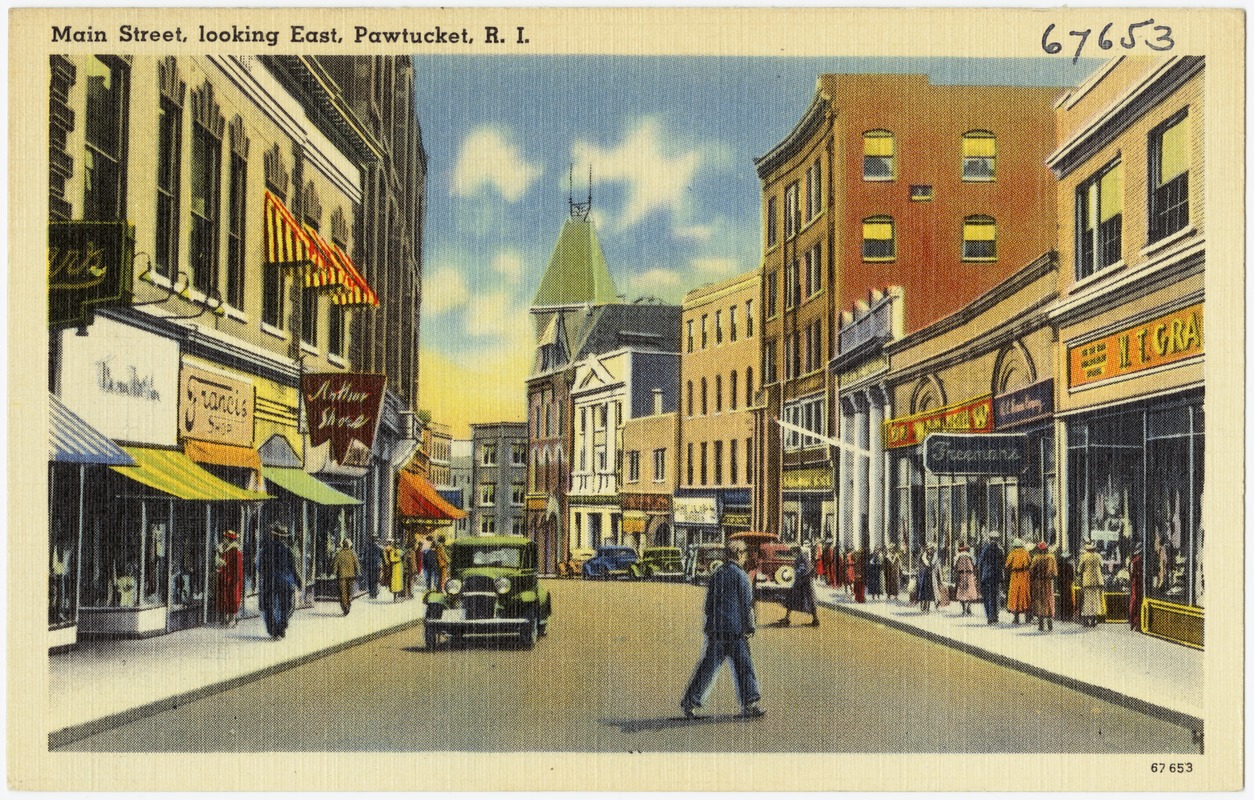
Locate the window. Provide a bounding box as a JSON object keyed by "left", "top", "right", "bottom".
{"left": 701, "top": 314, "right": 709, "bottom": 349}
{"left": 715, "top": 375, "right": 723, "bottom": 413}
{"left": 1149, "top": 111, "right": 1190, "bottom": 242}
{"left": 730, "top": 371, "right": 738, "bottom": 411}
{"left": 701, "top": 378, "right": 708, "bottom": 415}
{"left": 700, "top": 442, "right": 708, "bottom": 486}
{"left": 301, "top": 285, "right": 319, "bottom": 347}
{"left": 653, "top": 448, "right": 666, "bottom": 482}
{"left": 765, "top": 196, "right": 778, "bottom": 249}
{"left": 962, "top": 130, "right": 996, "bottom": 181}
{"left": 580, "top": 408, "right": 587, "bottom": 434}
{"left": 745, "top": 367, "right": 754, "bottom": 407}
{"left": 791, "top": 331, "right": 802, "bottom": 378}
{"left": 480, "top": 483, "right": 496, "bottom": 506}
{"left": 627, "top": 451, "right": 640, "bottom": 482}
{"left": 686, "top": 443, "right": 694, "bottom": 486}
{"left": 764, "top": 340, "right": 777, "bottom": 384}
{"left": 511, "top": 483, "right": 525, "bottom": 505}
{"left": 805, "top": 243, "right": 822, "bottom": 298}
{"left": 686, "top": 319, "right": 694, "bottom": 353}
{"left": 730, "top": 439, "right": 739, "bottom": 484}
{"left": 806, "top": 158, "right": 823, "bottom": 221}
{"left": 863, "top": 130, "right": 895, "bottom": 181}
{"left": 962, "top": 215, "right": 998, "bottom": 262}
{"left": 511, "top": 443, "right": 526, "bottom": 465}
{"left": 512, "top": 517, "right": 525, "bottom": 536}
{"left": 225, "top": 122, "right": 248, "bottom": 310}
{"left": 596, "top": 405, "right": 607, "bottom": 431}
{"left": 746, "top": 437, "right": 754, "bottom": 484}
{"left": 784, "top": 182, "right": 800, "bottom": 239}
{"left": 862, "top": 215, "right": 895, "bottom": 261}
{"left": 785, "top": 260, "right": 800, "bottom": 309}
{"left": 910, "top": 184, "right": 933, "bottom": 202}
{"left": 190, "top": 92, "right": 223, "bottom": 297}
{"left": 729, "top": 306, "right": 738, "bottom": 342}
{"left": 715, "top": 310, "right": 723, "bottom": 344}
{"left": 480, "top": 516, "right": 496, "bottom": 535}
{"left": 83, "top": 56, "right": 129, "bottom": 222}
{"left": 714, "top": 441, "right": 724, "bottom": 485}
{"left": 746, "top": 300, "right": 754, "bottom": 336}
{"left": 686, "top": 381, "right": 693, "bottom": 417}
{"left": 805, "top": 320, "right": 823, "bottom": 373}
{"left": 1076, "top": 161, "right": 1123, "bottom": 279}
{"left": 765, "top": 272, "right": 778, "bottom": 318}
{"left": 328, "top": 306, "right": 346, "bottom": 358}
{"left": 154, "top": 89, "right": 183, "bottom": 281}
{"left": 481, "top": 442, "right": 497, "bottom": 466}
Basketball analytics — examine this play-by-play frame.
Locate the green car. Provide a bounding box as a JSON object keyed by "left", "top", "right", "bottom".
{"left": 423, "top": 536, "right": 552, "bottom": 650}
{"left": 630, "top": 546, "right": 685, "bottom": 581}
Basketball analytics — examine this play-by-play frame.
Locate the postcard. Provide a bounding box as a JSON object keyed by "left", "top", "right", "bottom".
{"left": 9, "top": 5, "right": 1244, "bottom": 792}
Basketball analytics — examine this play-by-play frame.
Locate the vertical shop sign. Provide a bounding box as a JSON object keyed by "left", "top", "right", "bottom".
{"left": 48, "top": 221, "right": 134, "bottom": 331}
{"left": 301, "top": 372, "right": 387, "bottom": 467}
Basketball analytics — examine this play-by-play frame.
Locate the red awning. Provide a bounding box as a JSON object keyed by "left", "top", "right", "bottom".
{"left": 264, "top": 191, "right": 315, "bottom": 267}
{"left": 397, "top": 470, "right": 467, "bottom": 521}
{"left": 327, "top": 241, "right": 379, "bottom": 307}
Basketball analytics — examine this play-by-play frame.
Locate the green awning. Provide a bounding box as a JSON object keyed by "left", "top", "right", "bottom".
{"left": 262, "top": 466, "right": 360, "bottom": 506}
{"left": 113, "top": 446, "right": 271, "bottom": 501}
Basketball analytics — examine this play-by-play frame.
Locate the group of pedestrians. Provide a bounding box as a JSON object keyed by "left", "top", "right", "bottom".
{"left": 209, "top": 524, "right": 451, "bottom": 641}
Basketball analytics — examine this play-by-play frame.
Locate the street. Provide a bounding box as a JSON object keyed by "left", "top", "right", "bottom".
{"left": 59, "top": 579, "right": 1196, "bottom": 753}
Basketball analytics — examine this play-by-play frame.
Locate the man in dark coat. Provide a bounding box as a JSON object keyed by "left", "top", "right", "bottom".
{"left": 777, "top": 549, "right": 819, "bottom": 626}
{"left": 680, "top": 539, "right": 763, "bottom": 719}
{"left": 258, "top": 524, "right": 302, "bottom": 639}
{"left": 361, "top": 534, "right": 383, "bottom": 599}
{"left": 975, "top": 532, "right": 1005, "bottom": 625}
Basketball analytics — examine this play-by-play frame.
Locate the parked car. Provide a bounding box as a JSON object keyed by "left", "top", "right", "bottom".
{"left": 582, "top": 545, "right": 639, "bottom": 580}
{"left": 557, "top": 547, "right": 595, "bottom": 578}
{"left": 630, "top": 546, "right": 685, "bottom": 580}
{"left": 727, "top": 531, "right": 799, "bottom": 601}
{"left": 685, "top": 543, "right": 725, "bottom": 584}
{"left": 423, "top": 536, "right": 551, "bottom": 649}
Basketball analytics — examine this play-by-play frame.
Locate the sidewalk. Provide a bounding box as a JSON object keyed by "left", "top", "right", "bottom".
{"left": 810, "top": 580, "right": 1203, "bottom": 732}
{"left": 48, "top": 592, "right": 428, "bottom": 748}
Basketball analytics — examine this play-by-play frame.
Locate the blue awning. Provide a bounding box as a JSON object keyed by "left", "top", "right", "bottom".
{"left": 49, "top": 394, "right": 135, "bottom": 466}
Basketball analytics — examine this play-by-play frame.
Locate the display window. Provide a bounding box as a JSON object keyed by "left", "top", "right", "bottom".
{"left": 48, "top": 464, "right": 84, "bottom": 626}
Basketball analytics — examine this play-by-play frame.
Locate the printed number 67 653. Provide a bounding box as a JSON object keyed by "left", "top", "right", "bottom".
{"left": 1042, "top": 21, "right": 1175, "bottom": 64}
{"left": 1150, "top": 763, "right": 1193, "bottom": 773}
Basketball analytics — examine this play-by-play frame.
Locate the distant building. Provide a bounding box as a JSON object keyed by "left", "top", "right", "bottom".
{"left": 449, "top": 439, "right": 472, "bottom": 538}
{"left": 470, "top": 422, "right": 529, "bottom": 538}
{"left": 620, "top": 406, "right": 677, "bottom": 549}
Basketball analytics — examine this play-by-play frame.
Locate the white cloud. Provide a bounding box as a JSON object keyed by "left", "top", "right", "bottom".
{"left": 691, "top": 257, "right": 738, "bottom": 278}
{"left": 423, "top": 267, "right": 470, "bottom": 315}
{"left": 452, "top": 127, "right": 542, "bottom": 202}
{"left": 621, "top": 267, "right": 687, "bottom": 304}
{"left": 491, "top": 249, "right": 526, "bottom": 284}
{"left": 464, "top": 290, "right": 534, "bottom": 340}
{"left": 571, "top": 118, "right": 703, "bottom": 232}
{"left": 674, "top": 224, "right": 714, "bottom": 242}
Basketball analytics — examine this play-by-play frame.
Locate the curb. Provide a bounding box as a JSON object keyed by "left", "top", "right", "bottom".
{"left": 816, "top": 596, "right": 1204, "bottom": 738}
{"left": 48, "top": 614, "right": 426, "bottom": 750}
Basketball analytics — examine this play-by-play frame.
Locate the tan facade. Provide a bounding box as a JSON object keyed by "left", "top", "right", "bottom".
{"left": 620, "top": 411, "right": 677, "bottom": 547}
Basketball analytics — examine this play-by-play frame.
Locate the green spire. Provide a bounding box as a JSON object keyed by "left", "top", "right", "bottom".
{"left": 531, "top": 215, "right": 618, "bottom": 309}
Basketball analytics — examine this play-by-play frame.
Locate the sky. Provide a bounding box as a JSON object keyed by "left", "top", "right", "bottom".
{"left": 412, "top": 56, "right": 1104, "bottom": 438}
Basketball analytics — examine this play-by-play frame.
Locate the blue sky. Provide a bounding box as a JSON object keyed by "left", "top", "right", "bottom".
{"left": 412, "top": 56, "right": 1103, "bottom": 435}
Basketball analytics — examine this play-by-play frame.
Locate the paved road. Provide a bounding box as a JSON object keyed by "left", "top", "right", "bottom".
{"left": 61, "top": 579, "right": 1196, "bottom": 752}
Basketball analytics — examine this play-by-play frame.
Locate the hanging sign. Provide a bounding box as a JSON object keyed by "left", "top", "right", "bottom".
{"left": 301, "top": 372, "right": 386, "bottom": 467}
{"left": 48, "top": 221, "right": 134, "bottom": 330}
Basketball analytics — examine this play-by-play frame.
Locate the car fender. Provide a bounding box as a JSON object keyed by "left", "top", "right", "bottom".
{"left": 516, "top": 589, "right": 539, "bottom": 604}
{"left": 424, "top": 597, "right": 446, "bottom": 620}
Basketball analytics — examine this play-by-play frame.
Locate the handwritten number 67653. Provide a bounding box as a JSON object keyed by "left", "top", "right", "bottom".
{"left": 1043, "top": 21, "right": 1175, "bottom": 63}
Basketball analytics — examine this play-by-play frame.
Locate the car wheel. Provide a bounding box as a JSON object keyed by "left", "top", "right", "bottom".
{"left": 520, "top": 609, "right": 539, "bottom": 649}
{"left": 776, "top": 565, "right": 796, "bottom": 587}
{"left": 424, "top": 625, "right": 441, "bottom": 651}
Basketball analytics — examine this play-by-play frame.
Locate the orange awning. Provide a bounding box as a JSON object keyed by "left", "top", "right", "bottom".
{"left": 184, "top": 439, "right": 265, "bottom": 492}
{"left": 397, "top": 470, "right": 467, "bottom": 521}
{"left": 263, "top": 191, "right": 315, "bottom": 268}
{"left": 327, "top": 241, "right": 379, "bottom": 307}
{"left": 301, "top": 224, "right": 349, "bottom": 291}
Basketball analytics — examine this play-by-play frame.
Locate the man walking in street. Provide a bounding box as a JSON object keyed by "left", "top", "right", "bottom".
{"left": 258, "top": 524, "right": 302, "bottom": 639}
{"left": 332, "top": 538, "right": 361, "bottom": 616}
{"left": 976, "top": 531, "right": 1004, "bottom": 625}
{"left": 680, "top": 539, "right": 764, "bottom": 719}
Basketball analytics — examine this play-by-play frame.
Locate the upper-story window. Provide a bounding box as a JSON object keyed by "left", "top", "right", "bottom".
{"left": 83, "top": 56, "right": 130, "bottom": 222}
{"left": 154, "top": 60, "right": 184, "bottom": 282}
{"left": 805, "top": 243, "right": 822, "bottom": 298}
{"left": 863, "top": 130, "right": 895, "bottom": 181}
{"left": 745, "top": 300, "right": 754, "bottom": 337}
{"left": 784, "top": 260, "right": 800, "bottom": 310}
{"left": 1076, "top": 161, "right": 1123, "bottom": 279}
{"left": 686, "top": 380, "right": 693, "bottom": 417}
{"left": 765, "top": 272, "right": 778, "bottom": 318}
{"left": 862, "top": 215, "right": 895, "bottom": 261}
{"left": 806, "top": 158, "right": 823, "bottom": 221}
{"left": 701, "top": 314, "right": 709, "bottom": 349}
{"left": 729, "top": 370, "right": 738, "bottom": 411}
{"left": 784, "top": 182, "right": 800, "bottom": 239}
{"left": 715, "top": 310, "right": 723, "bottom": 345}
{"left": 961, "top": 215, "right": 998, "bottom": 262}
{"left": 1149, "top": 110, "right": 1191, "bottom": 242}
{"left": 190, "top": 83, "right": 224, "bottom": 298}
{"left": 627, "top": 450, "right": 640, "bottom": 483}
{"left": 511, "top": 442, "right": 527, "bottom": 466}
{"left": 765, "top": 196, "right": 778, "bottom": 249}
{"left": 961, "top": 130, "right": 996, "bottom": 181}
{"left": 729, "top": 306, "right": 738, "bottom": 342}
{"left": 686, "top": 319, "right": 694, "bottom": 353}
{"left": 225, "top": 119, "right": 250, "bottom": 312}
{"left": 481, "top": 442, "right": 498, "bottom": 466}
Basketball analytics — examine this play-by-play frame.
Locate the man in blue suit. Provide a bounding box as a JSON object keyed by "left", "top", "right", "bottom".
{"left": 258, "top": 524, "right": 302, "bottom": 639}
{"left": 680, "top": 539, "right": 764, "bottom": 719}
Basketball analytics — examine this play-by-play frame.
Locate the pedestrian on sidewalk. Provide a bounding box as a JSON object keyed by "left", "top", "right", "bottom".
{"left": 1057, "top": 548, "right": 1076, "bottom": 623}
{"left": 884, "top": 545, "right": 903, "bottom": 603}
{"left": 383, "top": 538, "right": 405, "bottom": 601}
{"left": 821, "top": 537, "right": 837, "bottom": 588}
{"left": 1005, "top": 538, "right": 1032, "bottom": 625}
{"left": 916, "top": 544, "right": 940, "bottom": 614}
{"left": 258, "top": 524, "right": 302, "bottom": 639}
{"left": 404, "top": 533, "right": 422, "bottom": 599}
{"left": 680, "top": 539, "right": 764, "bottom": 720}
{"left": 952, "top": 542, "right": 979, "bottom": 616}
{"left": 423, "top": 536, "right": 439, "bottom": 591}
{"left": 362, "top": 534, "right": 383, "bottom": 599}
{"left": 777, "top": 549, "right": 819, "bottom": 626}
{"left": 1029, "top": 541, "right": 1058, "bottom": 632}
{"left": 866, "top": 546, "right": 884, "bottom": 601}
{"left": 813, "top": 540, "right": 826, "bottom": 584}
{"left": 435, "top": 535, "right": 450, "bottom": 591}
{"left": 1077, "top": 540, "right": 1106, "bottom": 627}
{"left": 214, "top": 530, "right": 243, "bottom": 628}
{"left": 976, "top": 532, "right": 1004, "bottom": 624}
{"left": 332, "top": 538, "right": 361, "bottom": 616}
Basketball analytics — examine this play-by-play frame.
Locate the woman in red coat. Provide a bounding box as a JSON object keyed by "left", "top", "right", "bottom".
{"left": 215, "top": 530, "right": 244, "bottom": 627}
{"left": 1128, "top": 545, "right": 1144, "bottom": 631}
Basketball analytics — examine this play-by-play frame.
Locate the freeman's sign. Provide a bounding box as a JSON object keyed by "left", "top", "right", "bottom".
{"left": 924, "top": 433, "right": 1028, "bottom": 475}
{"left": 48, "top": 221, "right": 134, "bottom": 330}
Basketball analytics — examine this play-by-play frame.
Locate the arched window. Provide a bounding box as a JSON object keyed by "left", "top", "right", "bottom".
{"left": 745, "top": 367, "right": 754, "bottom": 408}
{"left": 962, "top": 130, "right": 996, "bottom": 181}
{"left": 862, "top": 215, "right": 895, "bottom": 261}
{"left": 863, "top": 130, "right": 895, "bottom": 181}
{"left": 962, "top": 215, "right": 997, "bottom": 261}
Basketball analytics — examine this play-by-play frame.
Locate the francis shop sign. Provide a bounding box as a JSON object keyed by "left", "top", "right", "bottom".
{"left": 301, "top": 372, "right": 386, "bottom": 467}
{"left": 923, "top": 433, "right": 1028, "bottom": 476}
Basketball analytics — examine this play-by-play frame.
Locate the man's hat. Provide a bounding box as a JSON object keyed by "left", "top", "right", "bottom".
{"left": 1084, "top": 540, "right": 1098, "bottom": 551}
{"left": 271, "top": 524, "right": 291, "bottom": 538}
{"left": 1012, "top": 538, "right": 1024, "bottom": 548}
{"left": 224, "top": 530, "right": 239, "bottom": 540}
{"left": 1036, "top": 540, "right": 1048, "bottom": 551}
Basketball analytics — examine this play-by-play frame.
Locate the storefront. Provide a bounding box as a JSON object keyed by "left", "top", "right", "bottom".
{"left": 673, "top": 493, "right": 718, "bottom": 550}
{"left": 620, "top": 492, "right": 672, "bottom": 548}
{"left": 781, "top": 471, "right": 833, "bottom": 547}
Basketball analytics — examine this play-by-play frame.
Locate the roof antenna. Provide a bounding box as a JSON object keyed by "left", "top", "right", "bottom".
{"left": 570, "top": 163, "right": 591, "bottom": 220}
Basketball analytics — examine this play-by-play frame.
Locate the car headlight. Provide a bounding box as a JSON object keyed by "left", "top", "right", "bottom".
{"left": 494, "top": 577, "right": 512, "bottom": 595}
{"left": 445, "top": 579, "right": 462, "bottom": 595}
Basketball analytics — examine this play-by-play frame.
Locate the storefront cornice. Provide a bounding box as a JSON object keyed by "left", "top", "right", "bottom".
{"left": 1049, "top": 243, "right": 1204, "bottom": 327}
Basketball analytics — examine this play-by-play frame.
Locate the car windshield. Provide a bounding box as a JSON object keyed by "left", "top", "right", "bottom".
{"left": 456, "top": 546, "right": 523, "bottom": 569}
{"left": 646, "top": 548, "right": 680, "bottom": 558}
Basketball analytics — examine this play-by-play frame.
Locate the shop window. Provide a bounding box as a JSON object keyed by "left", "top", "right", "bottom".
{"left": 862, "top": 215, "right": 895, "bottom": 261}
{"left": 83, "top": 56, "right": 129, "bottom": 222}
{"left": 962, "top": 215, "right": 998, "bottom": 262}
{"left": 961, "top": 130, "right": 996, "bottom": 181}
{"left": 1145, "top": 403, "right": 1204, "bottom": 607}
{"left": 1076, "top": 160, "right": 1123, "bottom": 279}
{"left": 863, "top": 130, "right": 895, "bottom": 181}
{"left": 1149, "top": 110, "right": 1191, "bottom": 242}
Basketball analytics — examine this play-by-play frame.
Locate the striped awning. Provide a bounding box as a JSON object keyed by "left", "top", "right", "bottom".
{"left": 112, "top": 446, "right": 272, "bottom": 501}
{"left": 327, "top": 241, "right": 379, "bottom": 307}
{"left": 263, "top": 466, "right": 361, "bottom": 506}
{"left": 301, "top": 223, "right": 349, "bottom": 291}
{"left": 49, "top": 394, "right": 135, "bottom": 466}
{"left": 264, "top": 191, "right": 315, "bottom": 268}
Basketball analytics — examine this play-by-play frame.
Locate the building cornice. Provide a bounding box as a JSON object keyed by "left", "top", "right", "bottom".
{"left": 754, "top": 90, "right": 829, "bottom": 180}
